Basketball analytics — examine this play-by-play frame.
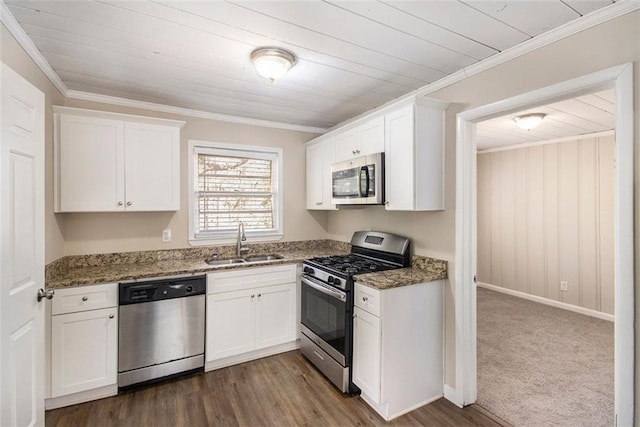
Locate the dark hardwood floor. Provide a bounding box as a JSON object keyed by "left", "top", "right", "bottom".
{"left": 46, "top": 350, "right": 507, "bottom": 427}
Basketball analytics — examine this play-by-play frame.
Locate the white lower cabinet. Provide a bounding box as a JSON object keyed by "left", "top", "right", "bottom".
{"left": 47, "top": 283, "right": 118, "bottom": 409}
{"left": 353, "top": 280, "right": 443, "bottom": 421}
{"left": 206, "top": 264, "right": 297, "bottom": 369}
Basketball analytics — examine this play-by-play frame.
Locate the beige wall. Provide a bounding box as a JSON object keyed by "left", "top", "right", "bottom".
{"left": 1, "top": 23, "right": 66, "bottom": 264}
{"left": 326, "top": 11, "right": 640, "bottom": 390}
{"left": 61, "top": 98, "right": 327, "bottom": 255}
{"left": 477, "top": 136, "right": 614, "bottom": 315}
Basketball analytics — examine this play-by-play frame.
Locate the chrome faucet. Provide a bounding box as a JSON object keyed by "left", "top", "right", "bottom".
{"left": 237, "top": 221, "right": 249, "bottom": 257}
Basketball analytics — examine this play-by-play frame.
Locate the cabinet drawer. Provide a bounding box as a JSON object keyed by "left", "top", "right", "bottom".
{"left": 207, "top": 264, "right": 297, "bottom": 294}
{"left": 51, "top": 283, "right": 118, "bottom": 315}
{"left": 354, "top": 283, "right": 381, "bottom": 316}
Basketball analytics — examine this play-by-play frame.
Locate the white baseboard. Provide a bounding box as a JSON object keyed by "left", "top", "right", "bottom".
{"left": 45, "top": 384, "right": 118, "bottom": 410}
{"left": 478, "top": 282, "right": 614, "bottom": 322}
{"left": 443, "top": 384, "right": 463, "bottom": 408}
{"left": 205, "top": 340, "right": 299, "bottom": 371}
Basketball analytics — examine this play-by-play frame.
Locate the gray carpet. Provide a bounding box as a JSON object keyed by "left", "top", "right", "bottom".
{"left": 476, "top": 287, "right": 614, "bottom": 427}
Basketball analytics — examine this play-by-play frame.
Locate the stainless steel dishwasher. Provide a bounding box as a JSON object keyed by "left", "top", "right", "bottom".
{"left": 118, "top": 275, "right": 206, "bottom": 387}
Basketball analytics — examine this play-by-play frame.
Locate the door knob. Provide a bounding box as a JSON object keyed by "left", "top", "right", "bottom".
{"left": 37, "top": 288, "right": 55, "bottom": 302}
{"left": 117, "top": 201, "right": 123, "bottom": 206}
{"left": 126, "top": 201, "right": 132, "bottom": 206}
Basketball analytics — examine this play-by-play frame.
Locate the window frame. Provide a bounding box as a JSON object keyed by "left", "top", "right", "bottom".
{"left": 188, "top": 140, "right": 284, "bottom": 246}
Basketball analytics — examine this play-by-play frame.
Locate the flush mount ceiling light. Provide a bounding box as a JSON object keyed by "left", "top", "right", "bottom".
{"left": 250, "top": 47, "right": 297, "bottom": 82}
{"left": 513, "top": 113, "right": 546, "bottom": 130}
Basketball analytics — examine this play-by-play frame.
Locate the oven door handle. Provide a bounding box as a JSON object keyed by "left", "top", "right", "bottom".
{"left": 301, "top": 276, "right": 347, "bottom": 302}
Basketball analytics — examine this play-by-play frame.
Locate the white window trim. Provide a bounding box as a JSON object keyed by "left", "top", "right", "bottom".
{"left": 188, "top": 139, "right": 284, "bottom": 246}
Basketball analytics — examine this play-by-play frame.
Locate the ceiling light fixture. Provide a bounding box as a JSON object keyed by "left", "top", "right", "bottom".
{"left": 251, "top": 47, "right": 297, "bottom": 82}
{"left": 513, "top": 113, "right": 546, "bottom": 131}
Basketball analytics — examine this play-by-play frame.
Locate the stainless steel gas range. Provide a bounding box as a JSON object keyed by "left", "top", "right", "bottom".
{"left": 299, "top": 230, "right": 411, "bottom": 393}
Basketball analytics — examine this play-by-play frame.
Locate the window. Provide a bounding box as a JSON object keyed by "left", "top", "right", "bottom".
{"left": 189, "top": 141, "right": 283, "bottom": 245}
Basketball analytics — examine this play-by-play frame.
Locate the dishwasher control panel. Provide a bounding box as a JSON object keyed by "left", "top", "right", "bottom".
{"left": 119, "top": 275, "right": 206, "bottom": 305}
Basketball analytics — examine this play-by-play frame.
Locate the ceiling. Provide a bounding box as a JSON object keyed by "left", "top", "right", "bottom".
{"left": 5, "top": 0, "right": 617, "bottom": 131}
{"left": 476, "top": 88, "right": 615, "bottom": 151}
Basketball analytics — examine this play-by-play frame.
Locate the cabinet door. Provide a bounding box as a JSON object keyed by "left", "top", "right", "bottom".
{"left": 206, "top": 290, "right": 255, "bottom": 361}
{"left": 124, "top": 123, "right": 180, "bottom": 211}
{"left": 384, "top": 105, "right": 415, "bottom": 211}
{"left": 255, "top": 283, "right": 296, "bottom": 349}
{"left": 358, "top": 117, "right": 385, "bottom": 157}
{"left": 306, "top": 139, "right": 336, "bottom": 210}
{"left": 353, "top": 306, "right": 382, "bottom": 403}
{"left": 335, "top": 118, "right": 385, "bottom": 162}
{"left": 58, "top": 115, "right": 125, "bottom": 212}
{"left": 306, "top": 143, "right": 324, "bottom": 209}
{"left": 50, "top": 307, "right": 118, "bottom": 397}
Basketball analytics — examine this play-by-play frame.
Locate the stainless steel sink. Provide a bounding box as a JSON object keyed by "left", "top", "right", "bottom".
{"left": 243, "top": 254, "right": 284, "bottom": 262}
{"left": 205, "top": 258, "right": 247, "bottom": 266}
{"left": 204, "top": 254, "right": 283, "bottom": 266}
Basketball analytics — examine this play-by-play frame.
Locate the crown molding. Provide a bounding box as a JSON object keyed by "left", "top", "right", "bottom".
{"left": 65, "top": 90, "right": 327, "bottom": 134}
{"left": 0, "top": 0, "right": 67, "bottom": 96}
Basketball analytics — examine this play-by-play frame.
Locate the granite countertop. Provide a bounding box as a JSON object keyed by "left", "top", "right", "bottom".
{"left": 354, "top": 256, "right": 448, "bottom": 290}
{"left": 46, "top": 240, "right": 348, "bottom": 289}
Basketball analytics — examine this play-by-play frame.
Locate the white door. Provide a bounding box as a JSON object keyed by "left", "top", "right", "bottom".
{"left": 1, "top": 63, "right": 45, "bottom": 426}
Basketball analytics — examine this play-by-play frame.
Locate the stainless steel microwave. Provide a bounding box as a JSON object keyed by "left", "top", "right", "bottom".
{"left": 331, "top": 153, "right": 384, "bottom": 205}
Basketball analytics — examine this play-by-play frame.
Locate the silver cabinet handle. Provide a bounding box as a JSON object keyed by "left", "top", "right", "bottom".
{"left": 251, "top": 294, "right": 255, "bottom": 299}
{"left": 109, "top": 314, "right": 115, "bottom": 319}
{"left": 82, "top": 296, "right": 88, "bottom": 302}
{"left": 36, "top": 288, "right": 55, "bottom": 302}
{"left": 315, "top": 201, "right": 322, "bottom": 205}
{"left": 117, "top": 201, "right": 123, "bottom": 206}
{"left": 352, "top": 150, "right": 357, "bottom": 155}
{"left": 362, "top": 296, "right": 368, "bottom": 302}
{"left": 356, "top": 149, "right": 360, "bottom": 154}
{"left": 126, "top": 201, "right": 132, "bottom": 206}
{"left": 257, "top": 293, "right": 262, "bottom": 298}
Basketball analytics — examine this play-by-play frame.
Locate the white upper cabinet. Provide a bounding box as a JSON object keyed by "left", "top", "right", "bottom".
{"left": 53, "top": 106, "right": 184, "bottom": 212}
{"left": 306, "top": 137, "right": 337, "bottom": 210}
{"left": 384, "top": 98, "right": 449, "bottom": 211}
{"left": 335, "top": 117, "right": 384, "bottom": 162}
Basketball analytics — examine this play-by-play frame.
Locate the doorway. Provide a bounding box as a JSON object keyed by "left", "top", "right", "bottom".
{"left": 453, "top": 64, "right": 634, "bottom": 425}
{"left": 474, "top": 92, "right": 616, "bottom": 424}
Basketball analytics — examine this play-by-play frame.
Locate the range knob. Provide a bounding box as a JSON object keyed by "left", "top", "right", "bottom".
{"left": 333, "top": 277, "right": 342, "bottom": 287}
{"left": 328, "top": 276, "right": 334, "bottom": 284}
{"left": 304, "top": 266, "right": 315, "bottom": 275}
{"left": 186, "top": 285, "right": 193, "bottom": 293}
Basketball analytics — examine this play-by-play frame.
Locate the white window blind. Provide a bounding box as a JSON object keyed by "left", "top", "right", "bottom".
{"left": 189, "top": 142, "right": 282, "bottom": 243}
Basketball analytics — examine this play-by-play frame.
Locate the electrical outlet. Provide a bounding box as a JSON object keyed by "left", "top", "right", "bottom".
{"left": 560, "top": 281, "right": 568, "bottom": 292}
{"left": 162, "top": 229, "right": 172, "bottom": 243}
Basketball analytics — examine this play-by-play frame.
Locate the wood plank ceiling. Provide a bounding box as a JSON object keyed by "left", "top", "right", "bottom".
{"left": 476, "top": 88, "right": 615, "bottom": 150}
{"left": 6, "top": 0, "right": 616, "bottom": 130}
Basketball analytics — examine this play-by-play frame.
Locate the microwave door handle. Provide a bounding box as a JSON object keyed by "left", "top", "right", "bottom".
{"left": 359, "top": 166, "right": 369, "bottom": 197}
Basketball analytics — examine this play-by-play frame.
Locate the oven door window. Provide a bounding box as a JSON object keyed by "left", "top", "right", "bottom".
{"left": 301, "top": 281, "right": 347, "bottom": 356}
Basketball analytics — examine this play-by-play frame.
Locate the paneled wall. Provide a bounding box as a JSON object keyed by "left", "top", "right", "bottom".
{"left": 477, "top": 135, "right": 614, "bottom": 315}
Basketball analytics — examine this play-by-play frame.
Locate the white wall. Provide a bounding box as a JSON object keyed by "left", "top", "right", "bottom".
{"left": 477, "top": 135, "right": 614, "bottom": 315}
